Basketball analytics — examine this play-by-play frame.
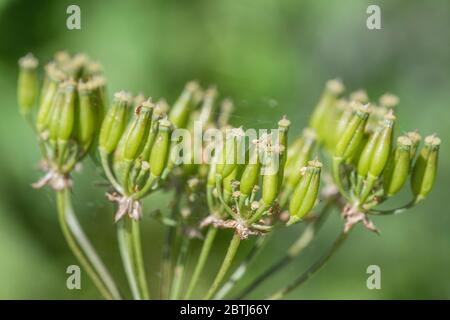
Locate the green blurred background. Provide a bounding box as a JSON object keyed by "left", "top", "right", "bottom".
{"left": 0, "top": 0, "right": 449, "bottom": 299}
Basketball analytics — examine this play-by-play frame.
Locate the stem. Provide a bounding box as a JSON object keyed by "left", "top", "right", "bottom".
{"left": 185, "top": 227, "right": 218, "bottom": 299}
{"left": 64, "top": 193, "right": 121, "bottom": 299}
{"left": 160, "top": 187, "right": 182, "bottom": 299}
{"left": 100, "top": 150, "right": 124, "bottom": 194}
{"left": 204, "top": 232, "right": 241, "bottom": 300}
{"left": 214, "top": 234, "right": 270, "bottom": 299}
{"left": 169, "top": 234, "right": 191, "bottom": 299}
{"left": 332, "top": 157, "right": 351, "bottom": 200}
{"left": 266, "top": 229, "right": 350, "bottom": 300}
{"left": 56, "top": 190, "right": 116, "bottom": 300}
{"left": 131, "top": 219, "right": 150, "bottom": 299}
{"left": 235, "top": 201, "right": 333, "bottom": 299}
{"left": 117, "top": 219, "right": 141, "bottom": 300}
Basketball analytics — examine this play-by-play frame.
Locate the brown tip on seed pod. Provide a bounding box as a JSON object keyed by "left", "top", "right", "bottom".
{"left": 326, "top": 78, "right": 345, "bottom": 95}
{"left": 350, "top": 89, "right": 369, "bottom": 104}
{"left": 18, "top": 53, "right": 38, "bottom": 69}
{"left": 278, "top": 115, "right": 291, "bottom": 128}
{"left": 379, "top": 93, "right": 399, "bottom": 108}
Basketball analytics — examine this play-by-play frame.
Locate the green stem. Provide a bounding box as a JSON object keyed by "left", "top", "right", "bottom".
{"left": 234, "top": 201, "right": 333, "bottom": 299}
{"left": 266, "top": 229, "right": 350, "bottom": 300}
{"left": 117, "top": 219, "right": 141, "bottom": 300}
{"left": 204, "top": 232, "right": 241, "bottom": 300}
{"left": 214, "top": 234, "right": 270, "bottom": 299}
{"left": 332, "top": 157, "right": 351, "bottom": 200}
{"left": 56, "top": 190, "right": 116, "bottom": 300}
{"left": 169, "top": 234, "right": 191, "bottom": 299}
{"left": 131, "top": 219, "right": 150, "bottom": 299}
{"left": 160, "top": 188, "right": 182, "bottom": 299}
{"left": 100, "top": 150, "right": 124, "bottom": 193}
{"left": 185, "top": 227, "right": 218, "bottom": 299}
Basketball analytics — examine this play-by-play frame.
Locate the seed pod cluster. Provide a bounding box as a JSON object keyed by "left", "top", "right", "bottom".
{"left": 307, "top": 79, "right": 441, "bottom": 208}
{"left": 17, "top": 51, "right": 107, "bottom": 175}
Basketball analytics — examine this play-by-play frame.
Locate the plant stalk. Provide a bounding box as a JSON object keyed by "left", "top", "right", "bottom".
{"left": 266, "top": 229, "right": 350, "bottom": 300}
{"left": 169, "top": 233, "right": 191, "bottom": 299}
{"left": 185, "top": 227, "right": 218, "bottom": 299}
{"left": 234, "top": 200, "right": 334, "bottom": 299}
{"left": 204, "top": 232, "right": 241, "bottom": 300}
{"left": 56, "top": 189, "right": 119, "bottom": 300}
{"left": 131, "top": 219, "right": 150, "bottom": 299}
{"left": 117, "top": 218, "right": 141, "bottom": 300}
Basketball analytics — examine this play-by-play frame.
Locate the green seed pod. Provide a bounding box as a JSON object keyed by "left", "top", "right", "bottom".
{"left": 334, "top": 103, "right": 370, "bottom": 160}
{"left": 368, "top": 111, "right": 395, "bottom": 178}
{"left": 36, "top": 64, "right": 65, "bottom": 133}
{"left": 48, "top": 87, "right": 65, "bottom": 143}
{"left": 261, "top": 143, "right": 284, "bottom": 206}
{"left": 169, "top": 81, "right": 199, "bottom": 129}
{"left": 277, "top": 116, "right": 291, "bottom": 186}
{"left": 285, "top": 128, "right": 316, "bottom": 190}
{"left": 239, "top": 140, "right": 261, "bottom": 197}
{"left": 288, "top": 160, "right": 322, "bottom": 224}
{"left": 149, "top": 118, "right": 172, "bottom": 177}
{"left": 48, "top": 80, "right": 76, "bottom": 143}
{"left": 383, "top": 136, "right": 412, "bottom": 197}
{"left": 407, "top": 131, "right": 422, "bottom": 160}
{"left": 76, "top": 80, "right": 97, "bottom": 153}
{"left": 217, "top": 98, "right": 234, "bottom": 128}
{"left": 357, "top": 126, "right": 383, "bottom": 178}
{"left": 199, "top": 86, "right": 217, "bottom": 126}
{"left": 215, "top": 127, "right": 245, "bottom": 179}
{"left": 99, "top": 91, "right": 132, "bottom": 154}
{"left": 411, "top": 135, "right": 440, "bottom": 201}
{"left": 309, "top": 79, "right": 344, "bottom": 141}
{"left": 17, "top": 53, "right": 39, "bottom": 116}
{"left": 121, "top": 100, "right": 154, "bottom": 161}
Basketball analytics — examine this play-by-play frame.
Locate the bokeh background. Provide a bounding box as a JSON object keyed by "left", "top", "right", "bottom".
{"left": 0, "top": 0, "right": 449, "bottom": 299}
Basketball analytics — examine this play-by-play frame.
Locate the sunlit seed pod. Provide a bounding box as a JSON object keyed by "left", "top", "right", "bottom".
{"left": 76, "top": 80, "right": 97, "bottom": 153}
{"left": 285, "top": 128, "right": 316, "bottom": 189}
{"left": 48, "top": 87, "right": 65, "bottom": 143}
{"left": 368, "top": 111, "right": 395, "bottom": 178}
{"left": 169, "top": 81, "right": 199, "bottom": 129}
{"left": 121, "top": 100, "right": 154, "bottom": 161}
{"left": 261, "top": 146, "right": 283, "bottom": 206}
{"left": 199, "top": 85, "right": 217, "bottom": 126}
{"left": 334, "top": 102, "right": 370, "bottom": 160}
{"left": 309, "top": 79, "right": 344, "bottom": 141}
{"left": 17, "top": 53, "right": 39, "bottom": 116}
{"left": 36, "top": 63, "right": 65, "bottom": 133}
{"left": 217, "top": 98, "right": 234, "bottom": 128}
{"left": 411, "top": 135, "right": 440, "bottom": 201}
{"left": 149, "top": 118, "right": 172, "bottom": 177}
{"left": 383, "top": 136, "right": 412, "bottom": 197}
{"left": 288, "top": 160, "right": 322, "bottom": 223}
{"left": 277, "top": 116, "right": 291, "bottom": 186}
{"left": 357, "top": 126, "right": 383, "bottom": 178}
{"left": 239, "top": 140, "right": 261, "bottom": 197}
{"left": 99, "top": 91, "right": 132, "bottom": 154}
{"left": 406, "top": 130, "right": 422, "bottom": 160}
{"left": 52, "top": 79, "right": 76, "bottom": 143}
{"left": 215, "top": 127, "right": 245, "bottom": 179}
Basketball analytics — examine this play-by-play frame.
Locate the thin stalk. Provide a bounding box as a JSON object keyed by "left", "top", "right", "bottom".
{"left": 204, "top": 232, "right": 241, "bottom": 300}
{"left": 131, "top": 219, "right": 150, "bottom": 299}
{"left": 117, "top": 219, "right": 141, "bottom": 300}
{"left": 56, "top": 190, "right": 115, "bottom": 300}
{"left": 160, "top": 187, "right": 182, "bottom": 299}
{"left": 266, "top": 229, "right": 350, "bottom": 300}
{"left": 214, "top": 234, "right": 270, "bottom": 299}
{"left": 185, "top": 227, "right": 218, "bottom": 299}
{"left": 63, "top": 192, "right": 121, "bottom": 299}
{"left": 234, "top": 201, "right": 334, "bottom": 299}
{"left": 100, "top": 150, "right": 124, "bottom": 193}
{"left": 169, "top": 234, "right": 191, "bottom": 299}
